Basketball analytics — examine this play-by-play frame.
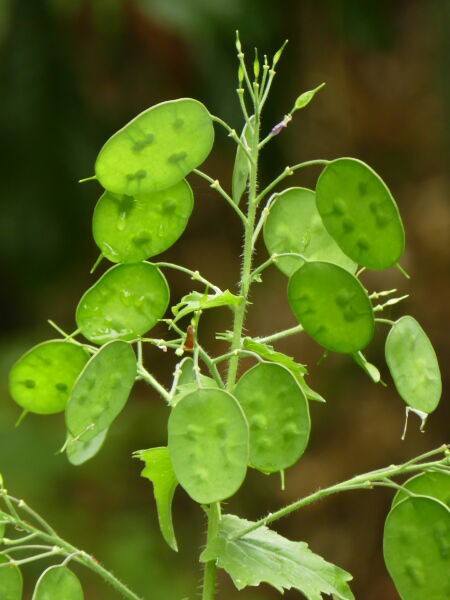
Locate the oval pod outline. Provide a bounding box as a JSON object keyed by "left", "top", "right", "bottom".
{"left": 288, "top": 261, "right": 375, "bottom": 353}
{"left": 234, "top": 361, "right": 311, "bottom": 473}
{"left": 316, "top": 157, "right": 405, "bottom": 270}
{"left": 95, "top": 98, "right": 214, "bottom": 195}
{"left": 168, "top": 387, "right": 249, "bottom": 504}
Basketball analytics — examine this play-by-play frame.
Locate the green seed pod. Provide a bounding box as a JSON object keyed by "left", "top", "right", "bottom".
{"left": 76, "top": 262, "right": 169, "bottom": 344}
{"left": 92, "top": 179, "right": 193, "bottom": 264}
{"left": 234, "top": 362, "right": 310, "bottom": 473}
{"left": 0, "top": 556, "right": 23, "bottom": 600}
{"left": 263, "top": 187, "right": 356, "bottom": 276}
{"left": 385, "top": 316, "right": 442, "bottom": 413}
{"left": 316, "top": 158, "right": 405, "bottom": 270}
{"left": 392, "top": 471, "right": 450, "bottom": 509}
{"left": 66, "top": 428, "right": 108, "bottom": 466}
{"left": 9, "top": 341, "right": 89, "bottom": 415}
{"left": 66, "top": 341, "right": 136, "bottom": 445}
{"left": 288, "top": 261, "right": 374, "bottom": 353}
{"left": 32, "top": 565, "right": 84, "bottom": 600}
{"left": 168, "top": 388, "right": 249, "bottom": 504}
{"left": 383, "top": 496, "right": 450, "bottom": 600}
{"left": 95, "top": 98, "right": 214, "bottom": 195}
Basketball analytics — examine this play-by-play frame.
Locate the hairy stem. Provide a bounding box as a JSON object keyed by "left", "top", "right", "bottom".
{"left": 0, "top": 490, "right": 142, "bottom": 600}
{"left": 230, "top": 444, "right": 450, "bottom": 540}
{"left": 202, "top": 503, "right": 221, "bottom": 600}
{"left": 255, "top": 159, "right": 329, "bottom": 205}
{"left": 201, "top": 66, "right": 262, "bottom": 600}
{"left": 192, "top": 169, "right": 247, "bottom": 224}
{"left": 137, "top": 366, "right": 171, "bottom": 403}
{"left": 226, "top": 111, "right": 261, "bottom": 390}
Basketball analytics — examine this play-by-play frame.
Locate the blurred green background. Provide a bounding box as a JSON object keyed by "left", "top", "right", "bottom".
{"left": 0, "top": 1, "right": 449, "bottom": 598}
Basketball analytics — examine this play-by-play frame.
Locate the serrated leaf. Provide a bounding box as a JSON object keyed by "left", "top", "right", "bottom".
{"left": 134, "top": 447, "right": 179, "bottom": 551}
{"left": 232, "top": 117, "right": 255, "bottom": 206}
{"left": 172, "top": 290, "right": 244, "bottom": 323}
{"left": 243, "top": 338, "right": 307, "bottom": 377}
{"left": 201, "top": 515, "right": 354, "bottom": 599}
{"left": 292, "top": 83, "right": 325, "bottom": 113}
{"left": 242, "top": 338, "right": 325, "bottom": 402}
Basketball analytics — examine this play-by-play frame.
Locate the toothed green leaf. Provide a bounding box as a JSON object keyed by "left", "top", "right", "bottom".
{"left": 135, "top": 447, "right": 179, "bottom": 552}
{"left": 201, "top": 515, "right": 355, "bottom": 599}
{"left": 172, "top": 290, "right": 243, "bottom": 323}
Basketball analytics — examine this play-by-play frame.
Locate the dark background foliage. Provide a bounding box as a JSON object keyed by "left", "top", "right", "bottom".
{"left": 0, "top": 1, "right": 448, "bottom": 598}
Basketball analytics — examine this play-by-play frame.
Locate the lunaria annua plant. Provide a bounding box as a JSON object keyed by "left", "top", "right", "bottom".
{"left": 2, "top": 33, "right": 448, "bottom": 600}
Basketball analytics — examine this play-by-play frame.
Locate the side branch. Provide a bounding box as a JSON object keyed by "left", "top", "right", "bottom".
{"left": 192, "top": 169, "right": 247, "bottom": 225}
{"left": 230, "top": 444, "right": 450, "bottom": 540}
{"left": 0, "top": 489, "right": 143, "bottom": 600}
{"left": 209, "top": 115, "right": 254, "bottom": 164}
{"left": 255, "top": 159, "right": 330, "bottom": 205}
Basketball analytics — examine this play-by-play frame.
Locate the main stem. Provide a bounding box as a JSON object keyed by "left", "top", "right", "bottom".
{"left": 202, "top": 105, "right": 261, "bottom": 600}
{"left": 226, "top": 113, "right": 260, "bottom": 391}
{"left": 202, "top": 503, "right": 221, "bottom": 600}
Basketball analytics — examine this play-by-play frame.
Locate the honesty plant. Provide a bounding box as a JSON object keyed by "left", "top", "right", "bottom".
{"left": 2, "top": 34, "right": 448, "bottom": 600}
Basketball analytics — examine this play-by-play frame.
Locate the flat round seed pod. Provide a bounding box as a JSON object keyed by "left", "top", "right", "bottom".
{"left": 383, "top": 496, "right": 450, "bottom": 600}
{"left": 76, "top": 262, "right": 169, "bottom": 344}
{"left": 33, "top": 565, "right": 84, "bottom": 600}
{"left": 66, "top": 428, "right": 108, "bottom": 466}
{"left": 288, "top": 261, "right": 374, "bottom": 353}
{"left": 392, "top": 471, "right": 450, "bottom": 509}
{"left": 92, "top": 179, "right": 193, "bottom": 263}
{"left": 9, "top": 341, "right": 89, "bottom": 415}
{"left": 316, "top": 158, "right": 405, "bottom": 270}
{"left": 0, "top": 556, "right": 23, "bottom": 600}
{"left": 168, "top": 388, "right": 249, "bottom": 504}
{"left": 66, "top": 341, "right": 136, "bottom": 444}
{"left": 385, "top": 316, "right": 441, "bottom": 413}
{"left": 95, "top": 98, "right": 214, "bottom": 195}
{"left": 234, "top": 362, "right": 310, "bottom": 473}
{"left": 264, "top": 187, "right": 356, "bottom": 276}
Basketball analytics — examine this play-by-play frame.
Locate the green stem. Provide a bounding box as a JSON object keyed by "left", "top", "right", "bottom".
{"left": 230, "top": 445, "right": 450, "bottom": 540}
{"left": 250, "top": 252, "right": 309, "bottom": 281}
{"left": 137, "top": 366, "right": 171, "bottom": 403}
{"left": 202, "top": 503, "right": 221, "bottom": 600}
{"left": 72, "top": 548, "right": 143, "bottom": 600}
{"left": 375, "top": 318, "right": 395, "bottom": 326}
{"left": 0, "top": 492, "right": 143, "bottom": 600}
{"left": 256, "top": 324, "right": 304, "bottom": 344}
{"left": 197, "top": 346, "right": 225, "bottom": 389}
{"left": 255, "top": 159, "right": 329, "bottom": 205}
{"left": 192, "top": 169, "right": 247, "bottom": 225}
{"left": 213, "top": 349, "right": 264, "bottom": 365}
{"left": 154, "top": 262, "right": 222, "bottom": 294}
{"left": 210, "top": 115, "right": 254, "bottom": 163}
{"left": 236, "top": 88, "right": 250, "bottom": 121}
{"left": 226, "top": 109, "right": 261, "bottom": 391}
{"left": 201, "top": 73, "right": 262, "bottom": 600}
